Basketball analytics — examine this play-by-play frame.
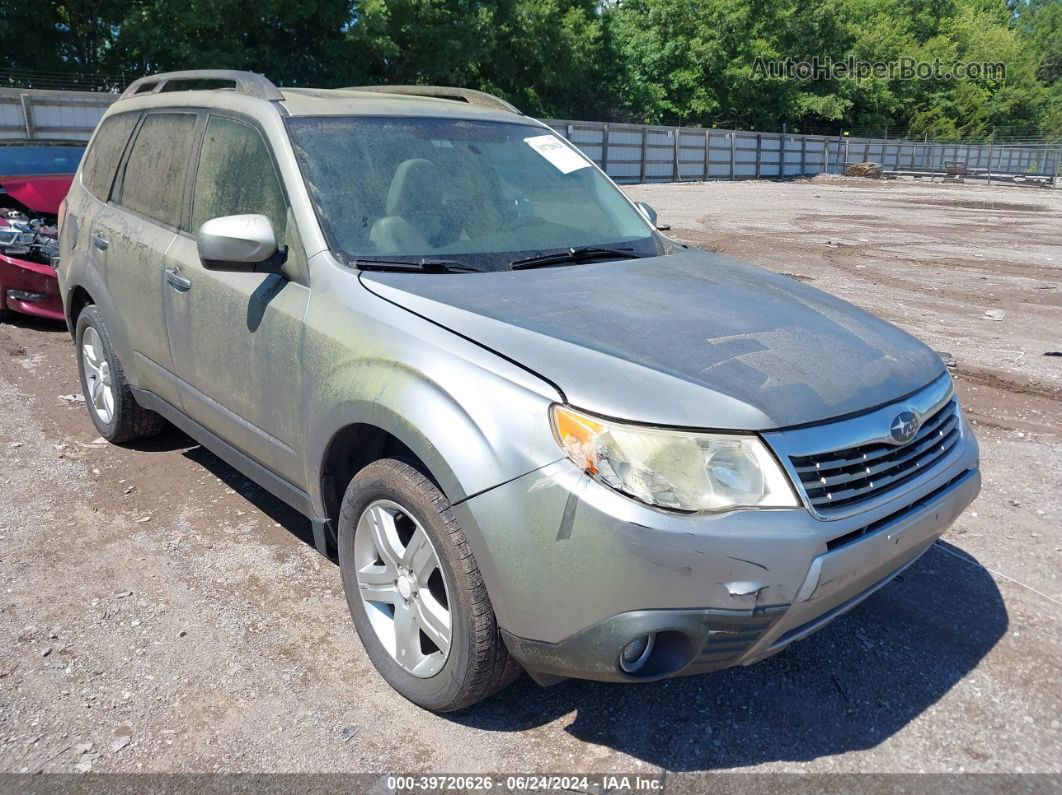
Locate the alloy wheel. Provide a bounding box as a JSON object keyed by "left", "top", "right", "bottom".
{"left": 353, "top": 499, "right": 452, "bottom": 677}
{"left": 81, "top": 326, "right": 115, "bottom": 425}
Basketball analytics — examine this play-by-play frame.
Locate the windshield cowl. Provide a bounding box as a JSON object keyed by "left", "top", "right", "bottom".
{"left": 350, "top": 256, "right": 482, "bottom": 273}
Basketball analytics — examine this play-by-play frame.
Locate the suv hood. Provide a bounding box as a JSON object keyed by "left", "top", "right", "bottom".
{"left": 360, "top": 250, "right": 945, "bottom": 430}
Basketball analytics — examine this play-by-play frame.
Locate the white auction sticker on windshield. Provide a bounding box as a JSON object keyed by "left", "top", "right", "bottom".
{"left": 524, "top": 134, "right": 591, "bottom": 174}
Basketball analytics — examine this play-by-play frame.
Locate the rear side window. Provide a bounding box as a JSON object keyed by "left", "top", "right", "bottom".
{"left": 191, "top": 116, "right": 287, "bottom": 240}
{"left": 118, "top": 112, "right": 198, "bottom": 227}
{"left": 81, "top": 113, "right": 139, "bottom": 200}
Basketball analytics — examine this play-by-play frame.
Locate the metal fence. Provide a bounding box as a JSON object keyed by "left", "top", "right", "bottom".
{"left": 2, "top": 87, "right": 1058, "bottom": 186}
{"left": 0, "top": 69, "right": 130, "bottom": 94}
{"left": 0, "top": 88, "right": 114, "bottom": 142}
{"left": 547, "top": 119, "right": 1062, "bottom": 186}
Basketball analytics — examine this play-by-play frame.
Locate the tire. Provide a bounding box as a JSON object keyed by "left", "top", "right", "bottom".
{"left": 75, "top": 305, "right": 165, "bottom": 443}
{"left": 338, "top": 458, "right": 520, "bottom": 712}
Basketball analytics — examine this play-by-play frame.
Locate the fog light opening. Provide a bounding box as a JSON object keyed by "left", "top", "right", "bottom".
{"left": 619, "top": 633, "right": 656, "bottom": 674}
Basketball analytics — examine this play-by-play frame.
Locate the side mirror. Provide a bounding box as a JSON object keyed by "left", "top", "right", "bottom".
{"left": 636, "top": 201, "right": 670, "bottom": 231}
{"left": 197, "top": 214, "right": 285, "bottom": 273}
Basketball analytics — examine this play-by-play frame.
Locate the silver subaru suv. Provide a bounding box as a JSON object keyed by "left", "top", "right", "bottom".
{"left": 58, "top": 70, "right": 980, "bottom": 711}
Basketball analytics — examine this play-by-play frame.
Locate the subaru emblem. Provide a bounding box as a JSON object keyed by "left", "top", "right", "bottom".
{"left": 890, "top": 411, "right": 920, "bottom": 444}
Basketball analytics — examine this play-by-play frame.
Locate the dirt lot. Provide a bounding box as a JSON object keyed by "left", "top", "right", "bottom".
{"left": 1, "top": 177, "right": 1060, "bottom": 776}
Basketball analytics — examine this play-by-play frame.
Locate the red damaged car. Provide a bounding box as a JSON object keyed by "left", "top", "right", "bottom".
{"left": 0, "top": 143, "right": 84, "bottom": 321}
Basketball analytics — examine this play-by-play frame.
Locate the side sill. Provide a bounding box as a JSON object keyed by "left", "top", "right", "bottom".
{"left": 130, "top": 386, "right": 334, "bottom": 557}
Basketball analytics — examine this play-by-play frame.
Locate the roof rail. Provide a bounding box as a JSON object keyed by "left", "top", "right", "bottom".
{"left": 342, "top": 85, "right": 521, "bottom": 114}
{"left": 119, "top": 70, "right": 284, "bottom": 101}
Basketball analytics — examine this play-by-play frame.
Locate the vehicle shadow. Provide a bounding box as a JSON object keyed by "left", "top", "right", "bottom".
{"left": 121, "top": 422, "right": 201, "bottom": 454}
{"left": 182, "top": 443, "right": 319, "bottom": 551}
{"left": 125, "top": 423, "right": 319, "bottom": 550}
{"left": 453, "top": 542, "right": 1007, "bottom": 771}
{"left": 0, "top": 314, "right": 68, "bottom": 334}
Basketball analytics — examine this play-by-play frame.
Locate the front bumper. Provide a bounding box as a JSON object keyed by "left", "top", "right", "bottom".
{"left": 454, "top": 414, "right": 980, "bottom": 684}
{"left": 0, "top": 253, "right": 64, "bottom": 321}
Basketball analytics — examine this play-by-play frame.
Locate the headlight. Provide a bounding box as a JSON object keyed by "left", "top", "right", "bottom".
{"left": 550, "top": 405, "right": 799, "bottom": 512}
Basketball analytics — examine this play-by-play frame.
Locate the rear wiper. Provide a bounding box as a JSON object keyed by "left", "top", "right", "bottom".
{"left": 353, "top": 257, "right": 481, "bottom": 273}
{"left": 509, "top": 246, "right": 645, "bottom": 271}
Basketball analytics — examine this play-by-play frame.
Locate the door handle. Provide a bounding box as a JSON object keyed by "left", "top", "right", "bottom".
{"left": 92, "top": 232, "right": 109, "bottom": 251}
{"left": 165, "top": 267, "right": 192, "bottom": 292}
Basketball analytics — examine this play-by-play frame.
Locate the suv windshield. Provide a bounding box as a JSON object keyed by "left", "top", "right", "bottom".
{"left": 286, "top": 116, "right": 660, "bottom": 271}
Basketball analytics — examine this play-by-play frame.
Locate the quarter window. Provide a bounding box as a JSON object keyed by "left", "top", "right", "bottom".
{"left": 119, "top": 112, "right": 198, "bottom": 227}
{"left": 192, "top": 116, "right": 287, "bottom": 241}
{"left": 81, "top": 113, "right": 139, "bottom": 200}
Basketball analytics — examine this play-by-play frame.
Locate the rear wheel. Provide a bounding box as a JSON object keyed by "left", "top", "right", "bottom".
{"left": 75, "top": 305, "right": 165, "bottom": 443}
{"left": 338, "top": 458, "right": 520, "bottom": 711}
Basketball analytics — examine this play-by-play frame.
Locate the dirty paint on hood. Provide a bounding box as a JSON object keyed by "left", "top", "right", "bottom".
{"left": 360, "top": 250, "right": 945, "bottom": 430}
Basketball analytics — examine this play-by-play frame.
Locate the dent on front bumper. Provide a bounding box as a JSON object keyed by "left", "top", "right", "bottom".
{"left": 0, "top": 253, "right": 63, "bottom": 321}
{"left": 453, "top": 410, "right": 980, "bottom": 685}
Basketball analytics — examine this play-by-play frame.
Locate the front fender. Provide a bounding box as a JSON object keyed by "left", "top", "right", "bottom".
{"left": 300, "top": 260, "right": 566, "bottom": 516}
{"left": 305, "top": 355, "right": 561, "bottom": 510}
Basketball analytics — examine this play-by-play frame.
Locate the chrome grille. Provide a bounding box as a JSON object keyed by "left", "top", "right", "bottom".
{"left": 790, "top": 398, "right": 961, "bottom": 512}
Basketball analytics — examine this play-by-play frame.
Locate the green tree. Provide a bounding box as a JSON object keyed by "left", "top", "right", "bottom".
{"left": 100, "top": 0, "right": 353, "bottom": 85}
{"left": 2, "top": 0, "right": 1059, "bottom": 139}
{"left": 605, "top": 0, "right": 859, "bottom": 129}
{"left": 1021, "top": 0, "right": 1062, "bottom": 135}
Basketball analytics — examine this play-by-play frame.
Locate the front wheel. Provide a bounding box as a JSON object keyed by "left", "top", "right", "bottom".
{"left": 338, "top": 458, "right": 520, "bottom": 711}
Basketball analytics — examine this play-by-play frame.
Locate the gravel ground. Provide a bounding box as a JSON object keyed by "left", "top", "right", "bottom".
{"left": 0, "top": 176, "right": 1060, "bottom": 776}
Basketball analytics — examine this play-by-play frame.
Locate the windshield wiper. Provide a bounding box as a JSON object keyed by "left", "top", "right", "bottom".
{"left": 353, "top": 257, "right": 481, "bottom": 273}
{"left": 509, "top": 246, "right": 646, "bottom": 271}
